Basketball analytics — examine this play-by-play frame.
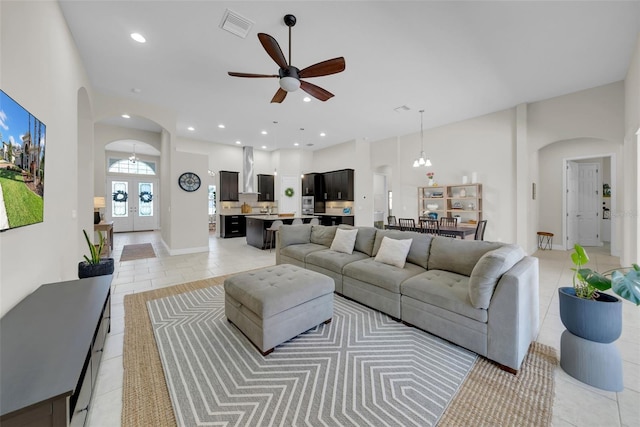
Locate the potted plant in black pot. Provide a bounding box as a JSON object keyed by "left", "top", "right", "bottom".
{"left": 78, "top": 229, "right": 115, "bottom": 278}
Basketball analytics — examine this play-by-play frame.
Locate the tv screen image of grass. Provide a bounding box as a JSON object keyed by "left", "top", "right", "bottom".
{"left": 0, "top": 90, "right": 46, "bottom": 231}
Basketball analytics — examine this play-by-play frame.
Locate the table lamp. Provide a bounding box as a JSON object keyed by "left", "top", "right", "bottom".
{"left": 93, "top": 197, "right": 106, "bottom": 224}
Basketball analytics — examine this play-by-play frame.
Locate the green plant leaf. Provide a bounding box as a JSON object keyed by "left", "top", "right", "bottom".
{"left": 577, "top": 268, "right": 612, "bottom": 291}
{"left": 572, "top": 244, "right": 589, "bottom": 266}
{"left": 611, "top": 270, "right": 640, "bottom": 306}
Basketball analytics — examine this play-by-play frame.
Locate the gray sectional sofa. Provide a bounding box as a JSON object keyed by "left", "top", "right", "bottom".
{"left": 275, "top": 224, "right": 539, "bottom": 372}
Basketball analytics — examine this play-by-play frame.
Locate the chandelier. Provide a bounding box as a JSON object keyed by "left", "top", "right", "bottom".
{"left": 413, "top": 110, "right": 432, "bottom": 168}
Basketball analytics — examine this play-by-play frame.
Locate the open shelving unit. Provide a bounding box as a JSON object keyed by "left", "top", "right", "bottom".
{"left": 418, "top": 183, "right": 482, "bottom": 227}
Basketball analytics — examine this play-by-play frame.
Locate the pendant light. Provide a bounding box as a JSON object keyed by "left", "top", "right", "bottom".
{"left": 129, "top": 143, "right": 138, "bottom": 164}
{"left": 413, "top": 110, "right": 432, "bottom": 168}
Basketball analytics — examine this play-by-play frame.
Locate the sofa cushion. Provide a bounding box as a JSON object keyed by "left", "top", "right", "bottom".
{"left": 279, "top": 243, "right": 327, "bottom": 263}
{"left": 305, "top": 249, "right": 369, "bottom": 275}
{"left": 279, "top": 224, "right": 312, "bottom": 248}
{"left": 427, "top": 237, "right": 503, "bottom": 276}
{"left": 330, "top": 228, "right": 358, "bottom": 254}
{"left": 468, "top": 244, "right": 525, "bottom": 309}
{"left": 401, "top": 270, "right": 488, "bottom": 323}
{"left": 339, "top": 225, "right": 378, "bottom": 256}
{"left": 372, "top": 230, "right": 432, "bottom": 269}
{"left": 374, "top": 236, "right": 413, "bottom": 268}
{"left": 343, "top": 258, "right": 425, "bottom": 294}
{"left": 310, "top": 225, "right": 337, "bottom": 247}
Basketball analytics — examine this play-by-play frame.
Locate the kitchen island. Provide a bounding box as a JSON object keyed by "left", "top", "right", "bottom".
{"left": 245, "top": 215, "right": 318, "bottom": 249}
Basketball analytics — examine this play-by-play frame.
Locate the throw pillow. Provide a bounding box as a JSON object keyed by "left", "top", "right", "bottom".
{"left": 468, "top": 244, "right": 525, "bottom": 309}
{"left": 330, "top": 228, "right": 358, "bottom": 254}
{"left": 374, "top": 236, "right": 413, "bottom": 268}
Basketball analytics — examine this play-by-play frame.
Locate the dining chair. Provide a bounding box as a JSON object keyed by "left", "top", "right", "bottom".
{"left": 292, "top": 218, "right": 303, "bottom": 225}
{"left": 419, "top": 219, "right": 440, "bottom": 235}
{"left": 474, "top": 220, "right": 487, "bottom": 240}
{"left": 439, "top": 216, "right": 458, "bottom": 238}
{"left": 398, "top": 218, "right": 416, "bottom": 231}
{"left": 265, "top": 220, "right": 284, "bottom": 251}
{"left": 387, "top": 215, "right": 397, "bottom": 227}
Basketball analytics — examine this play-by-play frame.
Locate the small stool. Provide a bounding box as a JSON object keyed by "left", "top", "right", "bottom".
{"left": 224, "top": 264, "right": 334, "bottom": 355}
{"left": 537, "top": 231, "right": 554, "bottom": 250}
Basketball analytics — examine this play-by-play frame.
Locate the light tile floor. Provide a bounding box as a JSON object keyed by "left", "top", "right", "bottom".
{"left": 87, "top": 232, "right": 639, "bottom": 427}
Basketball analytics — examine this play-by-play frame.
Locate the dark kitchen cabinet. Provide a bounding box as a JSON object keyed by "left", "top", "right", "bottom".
{"left": 301, "top": 173, "right": 320, "bottom": 196}
{"left": 257, "top": 174, "right": 274, "bottom": 202}
{"left": 323, "top": 169, "right": 354, "bottom": 201}
{"left": 219, "top": 171, "right": 239, "bottom": 201}
{"left": 318, "top": 215, "right": 355, "bottom": 226}
{"left": 220, "top": 214, "right": 246, "bottom": 238}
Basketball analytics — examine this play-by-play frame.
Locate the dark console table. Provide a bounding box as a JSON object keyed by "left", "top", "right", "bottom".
{"left": 0, "top": 275, "right": 112, "bottom": 427}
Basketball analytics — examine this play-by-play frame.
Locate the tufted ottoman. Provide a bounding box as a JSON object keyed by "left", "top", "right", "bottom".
{"left": 224, "top": 264, "right": 334, "bottom": 355}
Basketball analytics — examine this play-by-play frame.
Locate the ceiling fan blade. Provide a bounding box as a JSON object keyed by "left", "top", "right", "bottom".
{"left": 258, "top": 33, "right": 288, "bottom": 69}
{"left": 299, "top": 57, "right": 346, "bottom": 78}
{"left": 228, "top": 72, "right": 279, "bottom": 78}
{"left": 271, "top": 88, "right": 287, "bottom": 103}
{"left": 300, "top": 80, "right": 334, "bottom": 102}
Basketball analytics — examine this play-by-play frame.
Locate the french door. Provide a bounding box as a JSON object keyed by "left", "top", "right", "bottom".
{"left": 107, "top": 177, "right": 159, "bottom": 232}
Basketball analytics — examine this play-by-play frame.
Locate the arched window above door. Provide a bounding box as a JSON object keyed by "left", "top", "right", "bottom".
{"left": 108, "top": 158, "right": 156, "bottom": 175}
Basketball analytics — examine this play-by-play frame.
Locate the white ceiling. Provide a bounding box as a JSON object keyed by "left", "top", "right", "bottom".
{"left": 58, "top": 1, "right": 640, "bottom": 152}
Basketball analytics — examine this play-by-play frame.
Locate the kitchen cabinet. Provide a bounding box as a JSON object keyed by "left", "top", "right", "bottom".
{"left": 323, "top": 169, "right": 354, "bottom": 201}
{"left": 219, "top": 171, "right": 239, "bottom": 201}
{"left": 318, "top": 215, "right": 355, "bottom": 226}
{"left": 302, "top": 173, "right": 322, "bottom": 196}
{"left": 257, "top": 174, "right": 275, "bottom": 202}
{"left": 220, "top": 214, "right": 246, "bottom": 238}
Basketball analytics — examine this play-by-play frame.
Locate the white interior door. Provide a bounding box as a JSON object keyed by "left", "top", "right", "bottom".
{"left": 577, "top": 163, "right": 600, "bottom": 246}
{"left": 567, "top": 161, "right": 579, "bottom": 248}
{"left": 280, "top": 176, "right": 300, "bottom": 215}
{"left": 108, "top": 177, "right": 159, "bottom": 232}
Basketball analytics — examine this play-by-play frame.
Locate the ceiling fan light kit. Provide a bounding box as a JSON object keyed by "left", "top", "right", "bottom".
{"left": 228, "top": 14, "right": 345, "bottom": 103}
{"left": 413, "top": 110, "right": 432, "bottom": 168}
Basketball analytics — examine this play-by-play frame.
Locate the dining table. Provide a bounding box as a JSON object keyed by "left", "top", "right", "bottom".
{"left": 385, "top": 224, "right": 476, "bottom": 239}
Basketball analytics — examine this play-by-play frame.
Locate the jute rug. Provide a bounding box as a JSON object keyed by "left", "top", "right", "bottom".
{"left": 120, "top": 243, "right": 156, "bottom": 262}
{"left": 123, "top": 276, "right": 558, "bottom": 427}
{"left": 147, "top": 286, "right": 477, "bottom": 426}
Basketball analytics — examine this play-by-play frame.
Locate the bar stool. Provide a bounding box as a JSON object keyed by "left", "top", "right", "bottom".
{"left": 265, "top": 220, "right": 283, "bottom": 251}
{"left": 537, "top": 231, "right": 554, "bottom": 250}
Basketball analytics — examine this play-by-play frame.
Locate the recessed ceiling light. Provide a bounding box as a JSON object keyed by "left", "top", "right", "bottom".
{"left": 187, "top": 126, "right": 195, "bottom": 131}
{"left": 303, "top": 97, "right": 311, "bottom": 103}
{"left": 121, "top": 114, "right": 130, "bottom": 119}
{"left": 293, "top": 142, "right": 299, "bottom": 147}
{"left": 130, "top": 33, "right": 146, "bottom": 43}
{"left": 261, "top": 145, "right": 267, "bottom": 149}
{"left": 261, "top": 130, "right": 268, "bottom": 135}
{"left": 235, "top": 141, "right": 241, "bottom": 145}
{"left": 218, "top": 124, "right": 225, "bottom": 129}
{"left": 320, "top": 132, "right": 326, "bottom": 137}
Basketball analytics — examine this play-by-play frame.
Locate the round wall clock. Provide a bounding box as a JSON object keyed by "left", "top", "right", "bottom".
{"left": 178, "top": 172, "right": 201, "bottom": 192}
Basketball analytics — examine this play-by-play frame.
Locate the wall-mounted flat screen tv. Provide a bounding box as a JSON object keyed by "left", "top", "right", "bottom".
{"left": 0, "top": 89, "right": 46, "bottom": 232}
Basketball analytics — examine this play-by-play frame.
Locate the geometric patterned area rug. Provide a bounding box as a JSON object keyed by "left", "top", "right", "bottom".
{"left": 122, "top": 276, "right": 558, "bottom": 427}
{"left": 146, "top": 286, "right": 478, "bottom": 427}
{"left": 120, "top": 243, "right": 156, "bottom": 262}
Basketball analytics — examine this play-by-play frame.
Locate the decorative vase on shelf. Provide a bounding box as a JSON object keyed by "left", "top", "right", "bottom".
{"left": 428, "top": 179, "right": 434, "bottom": 187}
{"left": 460, "top": 188, "right": 466, "bottom": 197}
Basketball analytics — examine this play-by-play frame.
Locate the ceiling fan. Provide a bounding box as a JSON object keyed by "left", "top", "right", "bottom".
{"left": 228, "top": 14, "right": 346, "bottom": 103}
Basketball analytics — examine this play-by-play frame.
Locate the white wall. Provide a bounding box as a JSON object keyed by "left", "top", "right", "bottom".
{"left": 0, "top": 1, "right": 93, "bottom": 316}
{"left": 623, "top": 34, "right": 640, "bottom": 265}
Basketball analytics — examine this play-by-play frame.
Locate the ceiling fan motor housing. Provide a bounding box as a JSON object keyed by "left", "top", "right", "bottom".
{"left": 284, "top": 14, "right": 296, "bottom": 27}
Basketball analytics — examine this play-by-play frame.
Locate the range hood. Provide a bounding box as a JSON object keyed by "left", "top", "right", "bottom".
{"left": 239, "top": 146, "right": 259, "bottom": 194}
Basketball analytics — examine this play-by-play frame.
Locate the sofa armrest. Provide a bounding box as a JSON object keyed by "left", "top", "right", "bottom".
{"left": 487, "top": 256, "right": 539, "bottom": 371}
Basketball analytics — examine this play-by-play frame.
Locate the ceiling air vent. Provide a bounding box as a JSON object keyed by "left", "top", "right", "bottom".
{"left": 220, "top": 9, "right": 254, "bottom": 39}
{"left": 394, "top": 105, "right": 411, "bottom": 113}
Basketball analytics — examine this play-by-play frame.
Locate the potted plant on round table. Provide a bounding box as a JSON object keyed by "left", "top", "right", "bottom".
{"left": 558, "top": 244, "right": 639, "bottom": 391}
{"left": 78, "top": 229, "right": 115, "bottom": 278}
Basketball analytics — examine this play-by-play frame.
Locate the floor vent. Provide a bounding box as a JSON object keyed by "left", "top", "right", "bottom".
{"left": 220, "top": 9, "right": 254, "bottom": 39}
